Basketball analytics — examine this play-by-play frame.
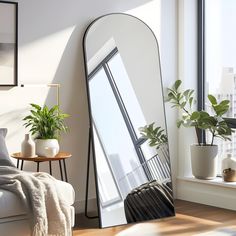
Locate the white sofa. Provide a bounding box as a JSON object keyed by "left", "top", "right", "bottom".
{"left": 0, "top": 176, "right": 75, "bottom": 236}
{"left": 0, "top": 129, "right": 75, "bottom": 235}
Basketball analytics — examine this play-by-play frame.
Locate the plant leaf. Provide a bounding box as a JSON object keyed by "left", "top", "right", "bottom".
{"left": 208, "top": 94, "right": 217, "bottom": 105}
{"left": 190, "top": 111, "right": 200, "bottom": 120}
{"left": 174, "top": 80, "right": 182, "bottom": 90}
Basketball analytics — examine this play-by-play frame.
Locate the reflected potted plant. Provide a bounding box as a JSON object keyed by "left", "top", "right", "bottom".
{"left": 139, "top": 123, "right": 170, "bottom": 163}
{"left": 139, "top": 123, "right": 168, "bottom": 150}
{"left": 23, "top": 103, "right": 69, "bottom": 157}
{"left": 166, "top": 80, "right": 233, "bottom": 179}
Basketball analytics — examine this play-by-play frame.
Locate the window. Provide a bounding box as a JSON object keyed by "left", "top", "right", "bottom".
{"left": 200, "top": 0, "right": 236, "bottom": 174}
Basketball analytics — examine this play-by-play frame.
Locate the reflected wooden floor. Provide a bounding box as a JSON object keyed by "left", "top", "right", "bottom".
{"left": 73, "top": 200, "right": 236, "bottom": 236}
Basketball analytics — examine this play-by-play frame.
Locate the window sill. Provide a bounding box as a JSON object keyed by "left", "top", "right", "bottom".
{"left": 177, "top": 176, "right": 236, "bottom": 189}
{"left": 176, "top": 175, "right": 236, "bottom": 211}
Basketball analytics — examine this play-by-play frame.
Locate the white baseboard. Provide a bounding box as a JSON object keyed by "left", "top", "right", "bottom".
{"left": 177, "top": 177, "right": 236, "bottom": 211}
{"left": 74, "top": 198, "right": 98, "bottom": 214}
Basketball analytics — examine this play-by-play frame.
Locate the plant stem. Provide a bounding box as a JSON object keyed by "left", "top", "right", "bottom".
{"left": 211, "top": 131, "right": 215, "bottom": 146}
{"left": 195, "top": 127, "right": 201, "bottom": 146}
{"left": 183, "top": 107, "right": 190, "bottom": 115}
{"left": 178, "top": 101, "right": 201, "bottom": 145}
{"left": 182, "top": 105, "right": 201, "bottom": 145}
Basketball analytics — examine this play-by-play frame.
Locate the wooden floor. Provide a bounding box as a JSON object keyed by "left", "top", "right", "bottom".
{"left": 73, "top": 200, "right": 236, "bottom": 236}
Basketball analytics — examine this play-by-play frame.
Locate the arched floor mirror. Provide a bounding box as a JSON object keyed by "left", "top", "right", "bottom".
{"left": 83, "top": 13, "right": 175, "bottom": 228}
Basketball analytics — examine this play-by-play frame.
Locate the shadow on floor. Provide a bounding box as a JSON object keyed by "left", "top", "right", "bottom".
{"left": 74, "top": 213, "right": 99, "bottom": 229}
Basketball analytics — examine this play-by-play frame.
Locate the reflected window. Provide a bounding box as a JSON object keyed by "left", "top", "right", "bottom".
{"left": 107, "top": 53, "right": 146, "bottom": 138}
{"left": 89, "top": 47, "right": 168, "bottom": 205}
{"left": 93, "top": 125, "right": 122, "bottom": 206}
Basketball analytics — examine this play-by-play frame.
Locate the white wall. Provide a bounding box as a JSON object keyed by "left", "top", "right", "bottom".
{"left": 158, "top": 0, "right": 178, "bottom": 193}
{"left": 0, "top": 0, "right": 178, "bottom": 213}
{"left": 177, "top": 0, "right": 198, "bottom": 178}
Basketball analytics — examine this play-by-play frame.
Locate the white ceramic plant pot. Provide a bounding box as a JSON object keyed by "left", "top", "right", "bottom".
{"left": 190, "top": 144, "right": 218, "bottom": 180}
{"left": 35, "top": 139, "right": 59, "bottom": 157}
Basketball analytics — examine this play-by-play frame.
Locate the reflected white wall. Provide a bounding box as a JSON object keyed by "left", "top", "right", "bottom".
{"left": 86, "top": 14, "right": 166, "bottom": 130}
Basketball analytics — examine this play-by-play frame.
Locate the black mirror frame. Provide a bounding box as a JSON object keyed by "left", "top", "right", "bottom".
{"left": 82, "top": 13, "right": 175, "bottom": 228}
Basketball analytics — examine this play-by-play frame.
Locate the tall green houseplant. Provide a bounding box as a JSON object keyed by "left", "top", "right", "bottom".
{"left": 166, "top": 80, "right": 233, "bottom": 145}
{"left": 166, "top": 80, "right": 234, "bottom": 180}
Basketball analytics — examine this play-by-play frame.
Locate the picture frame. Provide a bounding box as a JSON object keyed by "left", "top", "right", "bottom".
{"left": 0, "top": 1, "right": 18, "bottom": 86}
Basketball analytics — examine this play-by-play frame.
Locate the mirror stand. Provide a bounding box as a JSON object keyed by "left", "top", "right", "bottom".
{"left": 84, "top": 127, "right": 99, "bottom": 219}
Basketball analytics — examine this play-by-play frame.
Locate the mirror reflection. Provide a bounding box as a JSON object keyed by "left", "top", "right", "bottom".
{"left": 84, "top": 13, "right": 175, "bottom": 228}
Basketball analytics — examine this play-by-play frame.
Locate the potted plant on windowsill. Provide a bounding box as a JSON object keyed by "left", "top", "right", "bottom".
{"left": 23, "top": 104, "right": 69, "bottom": 157}
{"left": 166, "top": 80, "right": 233, "bottom": 179}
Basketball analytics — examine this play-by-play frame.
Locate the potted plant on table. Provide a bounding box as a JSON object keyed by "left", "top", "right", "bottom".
{"left": 166, "top": 80, "right": 233, "bottom": 179}
{"left": 23, "top": 103, "right": 69, "bottom": 157}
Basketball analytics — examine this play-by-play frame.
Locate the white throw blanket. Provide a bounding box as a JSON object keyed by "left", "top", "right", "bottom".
{"left": 0, "top": 166, "right": 71, "bottom": 236}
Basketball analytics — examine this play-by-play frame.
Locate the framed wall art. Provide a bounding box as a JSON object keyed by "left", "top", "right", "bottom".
{"left": 0, "top": 1, "right": 18, "bottom": 86}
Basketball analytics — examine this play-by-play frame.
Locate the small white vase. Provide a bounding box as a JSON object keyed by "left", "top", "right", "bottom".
{"left": 222, "top": 153, "right": 236, "bottom": 172}
{"left": 190, "top": 144, "right": 218, "bottom": 180}
{"left": 21, "top": 134, "right": 36, "bottom": 158}
{"left": 35, "top": 139, "right": 59, "bottom": 157}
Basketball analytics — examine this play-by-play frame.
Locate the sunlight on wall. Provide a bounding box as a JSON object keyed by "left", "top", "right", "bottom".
{"left": 0, "top": 26, "right": 75, "bottom": 167}
{"left": 0, "top": 87, "right": 49, "bottom": 162}
{"left": 18, "top": 26, "right": 75, "bottom": 84}
{"left": 126, "top": 0, "right": 161, "bottom": 45}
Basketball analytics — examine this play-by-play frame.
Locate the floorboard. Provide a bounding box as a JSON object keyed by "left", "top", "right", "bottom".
{"left": 73, "top": 200, "right": 236, "bottom": 236}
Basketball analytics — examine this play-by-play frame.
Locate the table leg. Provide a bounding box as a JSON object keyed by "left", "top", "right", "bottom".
{"left": 17, "top": 159, "right": 19, "bottom": 168}
{"left": 63, "top": 159, "right": 68, "bottom": 182}
{"left": 59, "top": 160, "right": 64, "bottom": 181}
{"left": 49, "top": 161, "right": 52, "bottom": 175}
{"left": 20, "top": 160, "right": 24, "bottom": 170}
{"left": 37, "top": 162, "right": 40, "bottom": 172}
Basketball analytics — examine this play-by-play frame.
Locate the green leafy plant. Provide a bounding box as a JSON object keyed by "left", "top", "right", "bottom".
{"left": 166, "top": 80, "right": 233, "bottom": 146}
{"left": 139, "top": 123, "right": 168, "bottom": 150}
{"left": 23, "top": 103, "right": 69, "bottom": 139}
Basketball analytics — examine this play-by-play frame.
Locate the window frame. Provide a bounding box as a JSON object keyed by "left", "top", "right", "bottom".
{"left": 198, "top": 0, "right": 236, "bottom": 139}
{"left": 197, "top": 0, "right": 206, "bottom": 144}
{"left": 198, "top": 0, "right": 236, "bottom": 176}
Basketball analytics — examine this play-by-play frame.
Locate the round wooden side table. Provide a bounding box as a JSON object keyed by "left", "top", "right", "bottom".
{"left": 11, "top": 152, "right": 71, "bottom": 182}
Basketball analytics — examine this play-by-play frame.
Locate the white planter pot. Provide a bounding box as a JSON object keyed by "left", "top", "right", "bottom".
{"left": 35, "top": 139, "right": 59, "bottom": 157}
{"left": 190, "top": 144, "right": 218, "bottom": 180}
